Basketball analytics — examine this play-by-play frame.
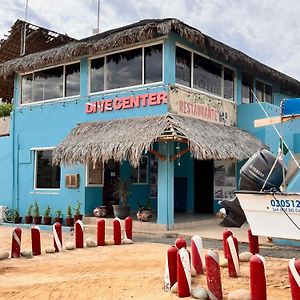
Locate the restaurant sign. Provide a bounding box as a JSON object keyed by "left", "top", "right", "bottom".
{"left": 168, "top": 87, "right": 236, "bottom": 126}
{"left": 86, "top": 92, "right": 167, "bottom": 114}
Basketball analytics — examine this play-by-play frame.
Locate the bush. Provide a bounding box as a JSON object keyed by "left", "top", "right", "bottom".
{"left": 0, "top": 103, "right": 13, "bottom": 117}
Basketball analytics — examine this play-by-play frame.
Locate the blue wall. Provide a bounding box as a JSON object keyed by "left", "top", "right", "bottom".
{"left": 0, "top": 135, "right": 13, "bottom": 208}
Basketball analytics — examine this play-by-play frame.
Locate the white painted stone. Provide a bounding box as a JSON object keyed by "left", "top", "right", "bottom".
{"left": 239, "top": 252, "right": 253, "bottom": 262}
{"left": 170, "top": 282, "right": 178, "bottom": 293}
{"left": 219, "top": 257, "right": 228, "bottom": 268}
{"left": 228, "top": 289, "right": 251, "bottom": 300}
{"left": 0, "top": 252, "right": 9, "bottom": 260}
{"left": 65, "top": 242, "right": 75, "bottom": 250}
{"left": 86, "top": 238, "right": 97, "bottom": 247}
{"left": 21, "top": 250, "right": 32, "bottom": 258}
{"left": 191, "top": 287, "right": 208, "bottom": 299}
{"left": 45, "top": 246, "right": 56, "bottom": 253}
{"left": 122, "top": 238, "right": 133, "bottom": 244}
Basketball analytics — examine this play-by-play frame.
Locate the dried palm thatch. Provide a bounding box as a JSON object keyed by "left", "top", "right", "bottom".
{"left": 0, "top": 18, "right": 300, "bottom": 94}
{"left": 52, "top": 113, "right": 265, "bottom": 167}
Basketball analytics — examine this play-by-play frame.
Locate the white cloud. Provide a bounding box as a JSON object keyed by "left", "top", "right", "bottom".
{"left": 0, "top": 0, "right": 300, "bottom": 81}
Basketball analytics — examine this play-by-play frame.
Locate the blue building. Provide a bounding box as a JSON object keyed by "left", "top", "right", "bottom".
{"left": 1, "top": 18, "right": 300, "bottom": 229}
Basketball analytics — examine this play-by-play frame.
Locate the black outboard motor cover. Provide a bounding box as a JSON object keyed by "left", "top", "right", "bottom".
{"left": 218, "top": 149, "right": 286, "bottom": 227}
{"left": 239, "top": 149, "right": 286, "bottom": 191}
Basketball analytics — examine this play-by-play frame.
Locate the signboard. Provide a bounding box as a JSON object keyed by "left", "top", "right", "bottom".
{"left": 86, "top": 92, "right": 167, "bottom": 114}
{"left": 168, "top": 86, "right": 236, "bottom": 126}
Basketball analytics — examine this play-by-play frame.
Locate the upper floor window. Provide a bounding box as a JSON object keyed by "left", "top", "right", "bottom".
{"left": 256, "top": 80, "right": 273, "bottom": 104}
{"left": 242, "top": 73, "right": 253, "bottom": 104}
{"left": 131, "top": 156, "right": 148, "bottom": 184}
{"left": 21, "top": 62, "right": 80, "bottom": 104}
{"left": 90, "top": 44, "right": 163, "bottom": 93}
{"left": 176, "top": 46, "right": 191, "bottom": 87}
{"left": 176, "top": 46, "right": 236, "bottom": 101}
{"left": 35, "top": 149, "right": 60, "bottom": 189}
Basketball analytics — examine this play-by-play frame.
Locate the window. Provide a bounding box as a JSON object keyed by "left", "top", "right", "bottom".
{"left": 65, "top": 63, "right": 80, "bottom": 97}
{"left": 86, "top": 161, "right": 104, "bottom": 186}
{"left": 35, "top": 150, "right": 60, "bottom": 189}
{"left": 90, "top": 44, "right": 163, "bottom": 93}
{"left": 224, "top": 67, "right": 234, "bottom": 100}
{"left": 21, "top": 62, "right": 80, "bottom": 104}
{"left": 106, "top": 48, "right": 142, "bottom": 90}
{"left": 90, "top": 57, "right": 105, "bottom": 93}
{"left": 34, "top": 66, "right": 63, "bottom": 102}
{"left": 21, "top": 74, "right": 33, "bottom": 104}
{"left": 193, "top": 53, "right": 221, "bottom": 95}
{"left": 176, "top": 46, "right": 191, "bottom": 87}
{"left": 242, "top": 74, "right": 253, "bottom": 104}
{"left": 256, "top": 80, "right": 273, "bottom": 103}
{"left": 131, "top": 156, "right": 148, "bottom": 184}
{"left": 144, "top": 44, "right": 163, "bottom": 84}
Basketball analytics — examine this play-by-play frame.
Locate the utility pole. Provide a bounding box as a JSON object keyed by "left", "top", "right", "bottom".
{"left": 20, "top": 0, "right": 29, "bottom": 56}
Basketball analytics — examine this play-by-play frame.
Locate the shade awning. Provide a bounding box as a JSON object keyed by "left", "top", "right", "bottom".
{"left": 53, "top": 113, "right": 265, "bottom": 167}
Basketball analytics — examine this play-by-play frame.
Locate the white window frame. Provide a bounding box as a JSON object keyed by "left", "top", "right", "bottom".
{"left": 88, "top": 40, "right": 164, "bottom": 96}
{"left": 19, "top": 60, "right": 81, "bottom": 107}
{"left": 85, "top": 161, "right": 104, "bottom": 187}
{"left": 131, "top": 155, "right": 148, "bottom": 185}
{"left": 33, "top": 147, "right": 61, "bottom": 191}
{"left": 175, "top": 43, "right": 237, "bottom": 103}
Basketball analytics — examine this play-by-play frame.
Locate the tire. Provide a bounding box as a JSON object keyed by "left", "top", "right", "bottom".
{"left": 4, "top": 209, "right": 14, "bottom": 223}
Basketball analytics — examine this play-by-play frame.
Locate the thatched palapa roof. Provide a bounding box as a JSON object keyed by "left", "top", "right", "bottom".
{"left": 1, "top": 18, "right": 300, "bottom": 95}
{"left": 52, "top": 113, "right": 265, "bottom": 167}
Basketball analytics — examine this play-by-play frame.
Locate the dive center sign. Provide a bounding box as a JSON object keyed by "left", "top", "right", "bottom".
{"left": 86, "top": 92, "right": 167, "bottom": 114}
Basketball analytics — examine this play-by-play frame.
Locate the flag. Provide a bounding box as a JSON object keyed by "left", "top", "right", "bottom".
{"left": 279, "top": 138, "right": 289, "bottom": 155}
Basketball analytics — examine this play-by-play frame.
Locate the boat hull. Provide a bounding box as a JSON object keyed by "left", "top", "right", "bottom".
{"left": 235, "top": 191, "right": 300, "bottom": 239}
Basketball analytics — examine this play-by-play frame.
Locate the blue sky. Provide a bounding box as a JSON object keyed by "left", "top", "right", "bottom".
{"left": 1, "top": 0, "right": 300, "bottom": 80}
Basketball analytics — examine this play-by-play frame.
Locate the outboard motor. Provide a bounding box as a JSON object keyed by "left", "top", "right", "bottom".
{"left": 218, "top": 149, "right": 286, "bottom": 227}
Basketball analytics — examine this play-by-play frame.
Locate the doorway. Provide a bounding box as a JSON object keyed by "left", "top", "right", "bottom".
{"left": 194, "top": 159, "right": 214, "bottom": 214}
{"left": 103, "top": 160, "right": 120, "bottom": 214}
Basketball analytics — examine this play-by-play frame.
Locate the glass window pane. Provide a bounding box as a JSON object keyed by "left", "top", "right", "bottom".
{"left": 139, "top": 156, "right": 148, "bottom": 183}
{"left": 131, "top": 167, "right": 138, "bottom": 183}
{"left": 65, "top": 63, "right": 80, "bottom": 97}
{"left": 144, "top": 44, "right": 162, "bottom": 84}
{"left": 224, "top": 67, "right": 234, "bottom": 100}
{"left": 256, "top": 81, "right": 264, "bottom": 102}
{"left": 176, "top": 46, "right": 191, "bottom": 87}
{"left": 88, "top": 161, "right": 103, "bottom": 185}
{"left": 21, "top": 74, "right": 33, "bottom": 104}
{"left": 106, "top": 48, "right": 142, "bottom": 90}
{"left": 193, "top": 54, "right": 221, "bottom": 95}
{"left": 265, "top": 84, "right": 272, "bottom": 103}
{"left": 90, "top": 57, "right": 104, "bottom": 93}
{"left": 34, "top": 67, "right": 63, "bottom": 102}
{"left": 36, "top": 150, "right": 60, "bottom": 189}
{"left": 242, "top": 74, "right": 253, "bottom": 104}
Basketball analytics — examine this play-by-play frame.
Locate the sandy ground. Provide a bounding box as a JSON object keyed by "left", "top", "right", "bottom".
{"left": 0, "top": 226, "right": 292, "bottom": 300}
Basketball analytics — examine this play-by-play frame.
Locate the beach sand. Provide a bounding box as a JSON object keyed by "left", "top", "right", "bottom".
{"left": 0, "top": 226, "right": 291, "bottom": 299}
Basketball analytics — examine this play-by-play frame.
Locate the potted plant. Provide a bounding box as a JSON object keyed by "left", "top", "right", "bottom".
{"left": 73, "top": 200, "right": 83, "bottom": 222}
{"left": 54, "top": 210, "right": 63, "bottom": 224}
{"left": 25, "top": 204, "right": 33, "bottom": 224}
{"left": 66, "top": 205, "right": 74, "bottom": 227}
{"left": 136, "top": 199, "right": 153, "bottom": 222}
{"left": 112, "top": 178, "right": 132, "bottom": 219}
{"left": 43, "top": 205, "right": 52, "bottom": 225}
{"left": 12, "top": 209, "right": 22, "bottom": 224}
{"left": 33, "top": 201, "right": 42, "bottom": 225}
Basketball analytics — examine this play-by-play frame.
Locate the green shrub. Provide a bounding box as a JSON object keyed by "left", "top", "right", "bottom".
{"left": 0, "top": 103, "right": 13, "bottom": 117}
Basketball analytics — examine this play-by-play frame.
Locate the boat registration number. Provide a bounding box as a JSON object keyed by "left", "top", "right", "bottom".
{"left": 270, "top": 199, "right": 300, "bottom": 212}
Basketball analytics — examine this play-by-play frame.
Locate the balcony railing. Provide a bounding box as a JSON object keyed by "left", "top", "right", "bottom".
{"left": 0, "top": 117, "right": 10, "bottom": 136}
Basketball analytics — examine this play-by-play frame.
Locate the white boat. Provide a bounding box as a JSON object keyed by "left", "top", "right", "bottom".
{"left": 220, "top": 97, "right": 300, "bottom": 240}
{"left": 235, "top": 191, "right": 300, "bottom": 239}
